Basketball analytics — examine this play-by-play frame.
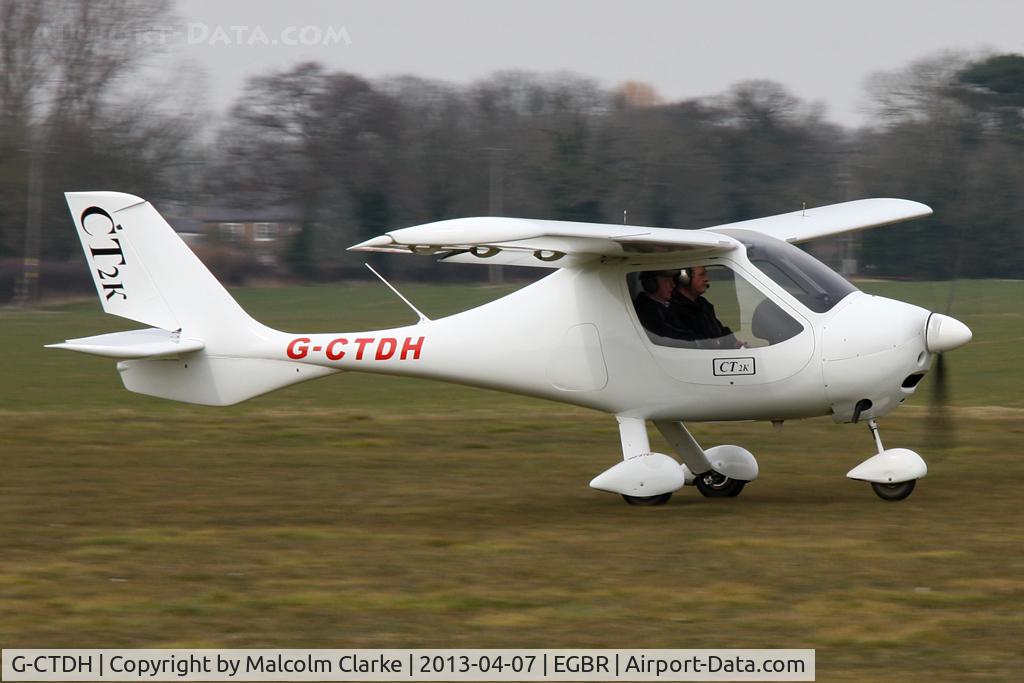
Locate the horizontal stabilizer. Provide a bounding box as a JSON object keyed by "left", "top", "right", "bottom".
{"left": 46, "top": 328, "right": 204, "bottom": 359}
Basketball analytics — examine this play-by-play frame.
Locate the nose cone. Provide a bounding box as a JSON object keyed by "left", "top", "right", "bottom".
{"left": 926, "top": 313, "right": 972, "bottom": 353}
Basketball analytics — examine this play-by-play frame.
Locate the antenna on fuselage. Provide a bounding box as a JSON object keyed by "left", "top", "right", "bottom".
{"left": 623, "top": 209, "right": 628, "bottom": 224}
{"left": 363, "top": 263, "right": 430, "bottom": 324}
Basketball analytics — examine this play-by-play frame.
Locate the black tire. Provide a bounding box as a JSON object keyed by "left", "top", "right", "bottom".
{"left": 871, "top": 480, "right": 916, "bottom": 501}
{"left": 695, "top": 471, "right": 747, "bottom": 498}
{"left": 622, "top": 492, "right": 672, "bottom": 506}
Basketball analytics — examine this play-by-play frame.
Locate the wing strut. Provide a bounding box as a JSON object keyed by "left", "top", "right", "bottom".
{"left": 364, "top": 263, "right": 430, "bottom": 323}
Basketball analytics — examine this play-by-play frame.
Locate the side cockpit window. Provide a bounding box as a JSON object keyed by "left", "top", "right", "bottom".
{"left": 628, "top": 265, "right": 803, "bottom": 349}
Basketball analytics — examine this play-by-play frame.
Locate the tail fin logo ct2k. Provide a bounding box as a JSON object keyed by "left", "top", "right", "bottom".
{"left": 80, "top": 206, "right": 128, "bottom": 301}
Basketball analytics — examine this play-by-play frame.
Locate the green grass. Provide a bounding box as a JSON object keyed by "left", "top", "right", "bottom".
{"left": 2, "top": 279, "right": 1022, "bottom": 680}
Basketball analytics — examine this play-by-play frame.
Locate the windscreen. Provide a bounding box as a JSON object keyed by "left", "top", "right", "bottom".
{"left": 719, "top": 228, "right": 857, "bottom": 313}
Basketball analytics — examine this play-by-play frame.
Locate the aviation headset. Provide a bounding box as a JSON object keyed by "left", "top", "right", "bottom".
{"left": 641, "top": 269, "right": 690, "bottom": 294}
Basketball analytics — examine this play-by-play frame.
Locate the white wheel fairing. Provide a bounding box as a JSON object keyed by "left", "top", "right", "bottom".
{"left": 847, "top": 448, "right": 927, "bottom": 484}
{"left": 703, "top": 445, "right": 759, "bottom": 482}
{"left": 589, "top": 453, "right": 686, "bottom": 497}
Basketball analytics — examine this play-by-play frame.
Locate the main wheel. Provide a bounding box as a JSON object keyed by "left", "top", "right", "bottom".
{"left": 622, "top": 492, "right": 672, "bottom": 506}
{"left": 871, "top": 480, "right": 916, "bottom": 501}
{"left": 695, "top": 471, "right": 747, "bottom": 498}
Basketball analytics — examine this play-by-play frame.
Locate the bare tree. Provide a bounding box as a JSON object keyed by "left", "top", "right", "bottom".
{"left": 0, "top": 1, "right": 49, "bottom": 259}
{"left": 1, "top": 0, "right": 206, "bottom": 303}
{"left": 45, "top": 0, "right": 173, "bottom": 124}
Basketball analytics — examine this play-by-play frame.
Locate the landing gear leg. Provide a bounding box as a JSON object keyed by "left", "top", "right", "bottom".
{"left": 867, "top": 418, "right": 884, "bottom": 454}
{"left": 655, "top": 421, "right": 757, "bottom": 499}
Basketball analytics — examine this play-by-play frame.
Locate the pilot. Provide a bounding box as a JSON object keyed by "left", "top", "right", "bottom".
{"left": 633, "top": 270, "right": 692, "bottom": 339}
{"left": 670, "top": 266, "right": 745, "bottom": 348}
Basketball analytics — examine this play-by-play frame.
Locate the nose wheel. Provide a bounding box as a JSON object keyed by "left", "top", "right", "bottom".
{"left": 847, "top": 419, "right": 928, "bottom": 501}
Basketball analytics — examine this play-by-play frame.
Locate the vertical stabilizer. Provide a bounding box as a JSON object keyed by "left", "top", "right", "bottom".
{"left": 65, "top": 192, "right": 265, "bottom": 347}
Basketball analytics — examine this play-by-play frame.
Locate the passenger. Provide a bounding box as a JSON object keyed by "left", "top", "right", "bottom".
{"left": 633, "top": 270, "right": 691, "bottom": 339}
{"left": 670, "top": 266, "right": 746, "bottom": 348}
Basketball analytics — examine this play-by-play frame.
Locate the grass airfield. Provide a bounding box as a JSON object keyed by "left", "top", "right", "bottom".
{"left": 2, "top": 279, "right": 1022, "bottom": 681}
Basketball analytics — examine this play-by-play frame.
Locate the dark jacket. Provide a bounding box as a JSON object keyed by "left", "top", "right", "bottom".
{"left": 668, "top": 293, "right": 737, "bottom": 348}
{"left": 633, "top": 293, "right": 692, "bottom": 339}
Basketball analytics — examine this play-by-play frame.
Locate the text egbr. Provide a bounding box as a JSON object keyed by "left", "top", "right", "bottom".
{"left": 287, "top": 336, "right": 424, "bottom": 362}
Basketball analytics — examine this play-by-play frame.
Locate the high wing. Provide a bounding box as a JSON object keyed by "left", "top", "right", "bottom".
{"left": 348, "top": 198, "right": 931, "bottom": 268}
{"left": 349, "top": 217, "right": 738, "bottom": 268}
{"left": 702, "top": 198, "right": 932, "bottom": 244}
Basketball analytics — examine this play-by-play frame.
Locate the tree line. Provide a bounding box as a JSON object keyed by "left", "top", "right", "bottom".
{"left": 2, "top": 1, "right": 1023, "bottom": 301}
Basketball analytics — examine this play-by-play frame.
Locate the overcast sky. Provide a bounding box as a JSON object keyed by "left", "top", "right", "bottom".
{"left": 168, "top": 0, "right": 1024, "bottom": 127}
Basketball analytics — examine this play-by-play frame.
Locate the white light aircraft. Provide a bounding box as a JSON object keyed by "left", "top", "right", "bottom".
{"left": 51, "top": 192, "right": 972, "bottom": 505}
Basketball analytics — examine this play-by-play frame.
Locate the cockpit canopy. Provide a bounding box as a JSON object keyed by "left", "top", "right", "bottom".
{"left": 627, "top": 229, "right": 860, "bottom": 350}
{"left": 628, "top": 264, "right": 805, "bottom": 350}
